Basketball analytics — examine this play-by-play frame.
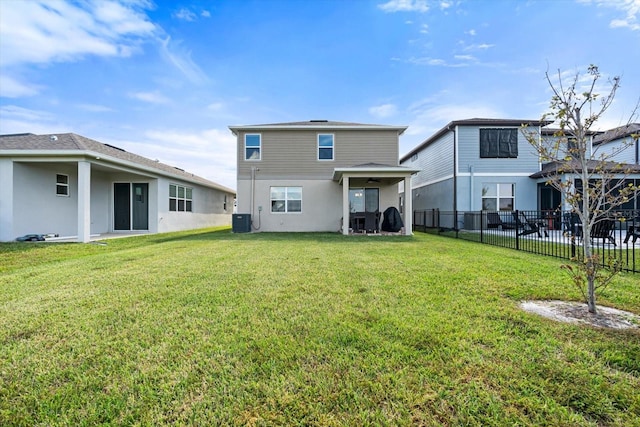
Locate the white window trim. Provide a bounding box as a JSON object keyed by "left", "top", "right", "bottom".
{"left": 169, "top": 183, "right": 193, "bottom": 212}
{"left": 482, "top": 183, "right": 515, "bottom": 211}
{"left": 317, "top": 133, "right": 334, "bottom": 161}
{"left": 245, "top": 133, "right": 262, "bottom": 161}
{"left": 270, "top": 186, "right": 302, "bottom": 214}
{"left": 56, "top": 174, "right": 69, "bottom": 197}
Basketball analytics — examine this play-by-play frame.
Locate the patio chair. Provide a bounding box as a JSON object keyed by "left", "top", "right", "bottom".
{"left": 624, "top": 226, "right": 640, "bottom": 244}
{"left": 363, "top": 211, "right": 379, "bottom": 233}
{"left": 591, "top": 218, "right": 616, "bottom": 246}
{"left": 562, "top": 212, "right": 582, "bottom": 239}
{"left": 623, "top": 213, "right": 640, "bottom": 244}
{"left": 486, "top": 212, "right": 515, "bottom": 230}
{"left": 512, "top": 211, "right": 547, "bottom": 238}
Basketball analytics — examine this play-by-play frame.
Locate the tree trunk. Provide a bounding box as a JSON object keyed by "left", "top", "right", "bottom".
{"left": 587, "top": 259, "right": 597, "bottom": 314}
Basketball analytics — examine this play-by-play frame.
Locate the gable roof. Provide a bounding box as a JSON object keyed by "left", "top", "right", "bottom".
{"left": 229, "top": 120, "right": 407, "bottom": 135}
{"left": 399, "top": 118, "right": 553, "bottom": 163}
{"left": 593, "top": 123, "right": 640, "bottom": 145}
{"left": 0, "top": 133, "right": 235, "bottom": 194}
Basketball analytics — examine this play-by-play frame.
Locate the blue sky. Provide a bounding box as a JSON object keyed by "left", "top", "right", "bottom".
{"left": 1, "top": 0, "right": 639, "bottom": 189}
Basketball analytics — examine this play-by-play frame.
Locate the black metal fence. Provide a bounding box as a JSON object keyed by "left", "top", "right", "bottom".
{"left": 413, "top": 209, "right": 639, "bottom": 274}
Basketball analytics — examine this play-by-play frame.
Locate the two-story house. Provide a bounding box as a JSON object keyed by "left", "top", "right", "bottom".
{"left": 229, "top": 120, "right": 420, "bottom": 235}
{"left": 399, "top": 118, "right": 551, "bottom": 228}
{"left": 0, "top": 133, "right": 235, "bottom": 242}
{"left": 401, "top": 119, "right": 640, "bottom": 231}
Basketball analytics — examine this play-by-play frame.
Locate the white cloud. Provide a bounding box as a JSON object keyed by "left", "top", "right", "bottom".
{"left": 579, "top": 0, "right": 640, "bottom": 31}
{"left": 378, "top": 0, "right": 429, "bottom": 13}
{"left": 128, "top": 91, "right": 169, "bottom": 104}
{"left": 173, "top": 8, "right": 197, "bottom": 21}
{"left": 408, "top": 57, "right": 469, "bottom": 67}
{"left": 420, "top": 24, "right": 429, "bottom": 33}
{"left": 464, "top": 43, "right": 495, "bottom": 51}
{"left": 76, "top": 104, "right": 114, "bottom": 113}
{"left": 201, "top": 10, "right": 211, "bottom": 18}
{"left": 119, "top": 128, "right": 238, "bottom": 189}
{"left": 400, "top": 103, "right": 504, "bottom": 155}
{"left": 159, "top": 36, "right": 209, "bottom": 85}
{"left": 0, "top": 0, "right": 156, "bottom": 67}
{"left": 207, "top": 102, "right": 225, "bottom": 111}
{"left": 0, "top": 75, "right": 41, "bottom": 98}
{"left": 466, "top": 29, "right": 477, "bottom": 36}
{"left": 0, "top": 105, "right": 66, "bottom": 134}
{"left": 369, "top": 103, "right": 398, "bottom": 118}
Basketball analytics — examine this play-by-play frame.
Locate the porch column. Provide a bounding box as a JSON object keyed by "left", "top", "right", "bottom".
{"left": 342, "top": 175, "right": 350, "bottom": 235}
{"left": 0, "top": 159, "right": 14, "bottom": 242}
{"left": 77, "top": 161, "right": 91, "bottom": 243}
{"left": 404, "top": 175, "right": 413, "bottom": 236}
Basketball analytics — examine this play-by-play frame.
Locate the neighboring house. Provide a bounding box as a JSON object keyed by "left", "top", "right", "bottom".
{"left": 400, "top": 118, "right": 640, "bottom": 230}
{"left": 399, "top": 118, "right": 551, "bottom": 228}
{"left": 592, "top": 123, "right": 640, "bottom": 166}
{"left": 532, "top": 123, "right": 640, "bottom": 212}
{"left": 0, "top": 133, "right": 235, "bottom": 242}
{"left": 229, "top": 120, "right": 420, "bottom": 235}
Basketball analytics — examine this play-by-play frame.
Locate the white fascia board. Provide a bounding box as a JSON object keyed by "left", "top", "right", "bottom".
{"left": 229, "top": 125, "right": 408, "bottom": 134}
{"left": 332, "top": 166, "right": 421, "bottom": 183}
{"left": 2, "top": 149, "right": 235, "bottom": 193}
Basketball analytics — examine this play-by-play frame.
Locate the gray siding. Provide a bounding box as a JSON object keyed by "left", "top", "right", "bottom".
{"left": 401, "top": 131, "right": 454, "bottom": 187}
{"left": 456, "top": 125, "right": 540, "bottom": 174}
{"left": 596, "top": 139, "right": 638, "bottom": 164}
{"left": 411, "top": 178, "right": 454, "bottom": 212}
{"left": 456, "top": 175, "right": 538, "bottom": 212}
{"left": 237, "top": 129, "right": 399, "bottom": 180}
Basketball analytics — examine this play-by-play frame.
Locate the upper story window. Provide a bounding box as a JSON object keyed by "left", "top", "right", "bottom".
{"left": 271, "top": 186, "right": 302, "bottom": 213}
{"left": 480, "top": 128, "right": 518, "bottom": 158}
{"left": 170, "top": 184, "right": 193, "bottom": 212}
{"left": 318, "top": 134, "right": 334, "bottom": 160}
{"left": 245, "top": 134, "right": 261, "bottom": 161}
{"left": 56, "top": 174, "right": 69, "bottom": 196}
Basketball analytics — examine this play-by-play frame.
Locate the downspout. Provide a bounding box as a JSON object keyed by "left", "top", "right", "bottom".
{"left": 250, "top": 166, "right": 260, "bottom": 230}
{"left": 469, "top": 165, "right": 474, "bottom": 211}
{"left": 250, "top": 166, "right": 255, "bottom": 220}
{"left": 451, "top": 125, "right": 458, "bottom": 231}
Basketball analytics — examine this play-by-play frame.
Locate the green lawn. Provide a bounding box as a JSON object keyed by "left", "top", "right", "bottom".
{"left": 1, "top": 228, "right": 639, "bottom": 426}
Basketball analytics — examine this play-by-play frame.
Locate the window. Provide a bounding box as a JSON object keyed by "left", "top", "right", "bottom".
{"left": 480, "top": 128, "right": 518, "bottom": 158}
{"left": 169, "top": 184, "right": 193, "bottom": 212}
{"left": 482, "top": 183, "right": 514, "bottom": 211}
{"left": 318, "top": 134, "right": 334, "bottom": 160}
{"left": 271, "top": 187, "right": 302, "bottom": 213}
{"left": 56, "top": 174, "right": 69, "bottom": 196}
{"left": 349, "top": 188, "right": 379, "bottom": 213}
{"left": 245, "top": 134, "right": 261, "bottom": 160}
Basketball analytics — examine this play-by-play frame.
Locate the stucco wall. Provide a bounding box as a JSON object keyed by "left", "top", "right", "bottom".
{"left": 13, "top": 162, "right": 78, "bottom": 238}
{"left": 237, "top": 178, "right": 400, "bottom": 232}
{"left": 158, "top": 177, "right": 233, "bottom": 233}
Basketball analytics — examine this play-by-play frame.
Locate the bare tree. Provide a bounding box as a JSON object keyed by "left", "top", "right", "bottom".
{"left": 522, "top": 65, "right": 639, "bottom": 314}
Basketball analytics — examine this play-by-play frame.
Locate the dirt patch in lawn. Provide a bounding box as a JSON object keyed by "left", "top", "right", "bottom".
{"left": 521, "top": 300, "right": 640, "bottom": 329}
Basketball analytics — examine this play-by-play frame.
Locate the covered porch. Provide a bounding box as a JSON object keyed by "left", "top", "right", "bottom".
{"left": 333, "top": 163, "right": 420, "bottom": 236}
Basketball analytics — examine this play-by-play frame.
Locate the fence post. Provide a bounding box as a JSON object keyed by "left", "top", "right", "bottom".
{"left": 515, "top": 210, "right": 520, "bottom": 251}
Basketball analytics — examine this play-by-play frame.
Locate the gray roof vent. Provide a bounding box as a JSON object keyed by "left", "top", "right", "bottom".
{"left": 50, "top": 135, "right": 58, "bottom": 141}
